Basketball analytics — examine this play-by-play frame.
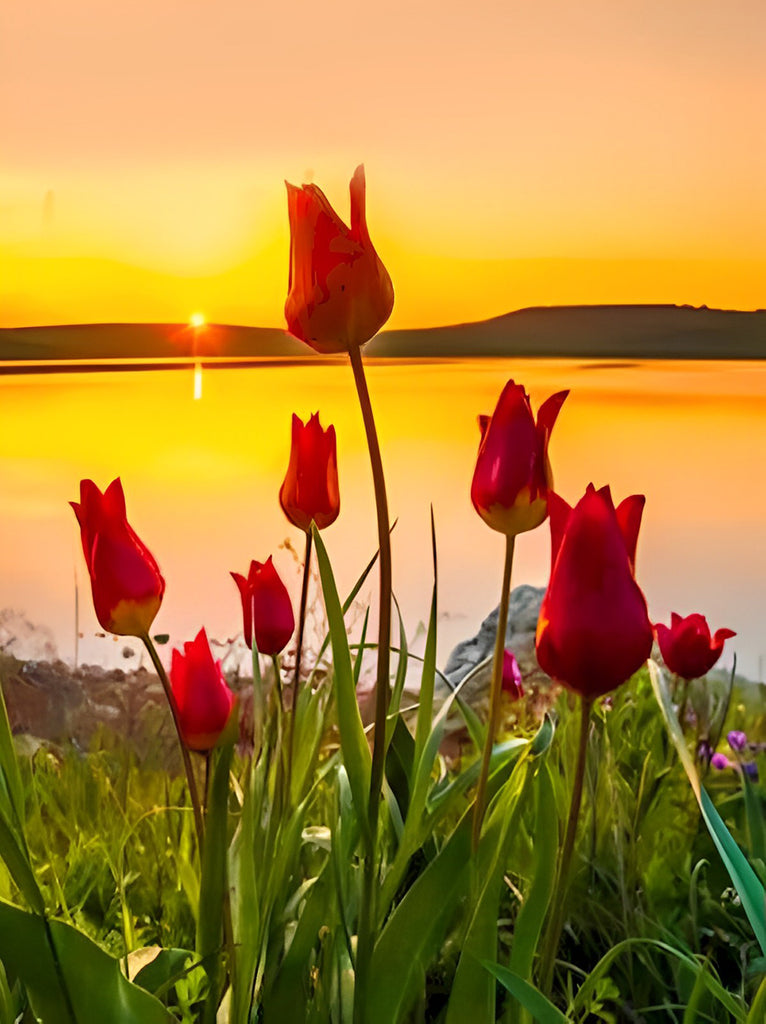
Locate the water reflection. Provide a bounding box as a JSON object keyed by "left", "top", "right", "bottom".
{"left": 0, "top": 358, "right": 764, "bottom": 679}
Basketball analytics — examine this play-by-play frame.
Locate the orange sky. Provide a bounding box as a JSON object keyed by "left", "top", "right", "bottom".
{"left": 2, "top": 0, "right": 765, "bottom": 328}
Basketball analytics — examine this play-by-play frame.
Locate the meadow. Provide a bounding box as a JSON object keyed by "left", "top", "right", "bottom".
{"left": 0, "top": 167, "right": 764, "bottom": 1024}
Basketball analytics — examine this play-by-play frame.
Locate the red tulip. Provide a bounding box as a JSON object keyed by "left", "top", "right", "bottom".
{"left": 284, "top": 165, "right": 394, "bottom": 353}
{"left": 170, "top": 628, "right": 237, "bottom": 751}
{"left": 231, "top": 557, "right": 295, "bottom": 655}
{"left": 502, "top": 650, "right": 525, "bottom": 700}
{"left": 535, "top": 484, "right": 653, "bottom": 699}
{"left": 279, "top": 412, "right": 340, "bottom": 532}
{"left": 655, "top": 613, "right": 735, "bottom": 680}
{"left": 471, "top": 380, "right": 568, "bottom": 537}
{"left": 71, "top": 478, "right": 165, "bottom": 637}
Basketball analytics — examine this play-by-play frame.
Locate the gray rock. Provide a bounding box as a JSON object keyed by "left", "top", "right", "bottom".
{"left": 440, "top": 584, "right": 549, "bottom": 709}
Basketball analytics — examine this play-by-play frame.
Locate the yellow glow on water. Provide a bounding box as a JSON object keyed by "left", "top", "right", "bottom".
{"left": 193, "top": 363, "right": 203, "bottom": 400}
{"left": 2, "top": 359, "right": 766, "bottom": 678}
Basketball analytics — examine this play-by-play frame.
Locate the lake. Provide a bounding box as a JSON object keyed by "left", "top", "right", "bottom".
{"left": 1, "top": 357, "right": 764, "bottom": 680}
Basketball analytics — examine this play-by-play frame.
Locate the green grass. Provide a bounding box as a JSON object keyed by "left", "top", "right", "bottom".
{"left": 0, "top": 663, "right": 762, "bottom": 1022}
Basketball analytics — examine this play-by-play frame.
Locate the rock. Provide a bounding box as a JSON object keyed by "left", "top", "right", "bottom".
{"left": 439, "top": 584, "right": 552, "bottom": 716}
{"left": 0, "top": 608, "right": 57, "bottom": 661}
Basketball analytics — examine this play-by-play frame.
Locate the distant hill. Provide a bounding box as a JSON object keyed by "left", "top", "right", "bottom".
{"left": 368, "top": 305, "right": 766, "bottom": 359}
{"left": 1, "top": 305, "right": 765, "bottom": 366}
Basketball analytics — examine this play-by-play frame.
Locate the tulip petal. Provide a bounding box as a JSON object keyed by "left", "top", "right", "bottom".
{"left": 615, "top": 494, "right": 646, "bottom": 571}
{"left": 231, "top": 572, "right": 253, "bottom": 649}
{"left": 714, "top": 628, "right": 737, "bottom": 644}
{"left": 547, "top": 490, "right": 572, "bottom": 567}
{"left": 535, "top": 390, "right": 568, "bottom": 445}
{"left": 349, "top": 164, "right": 369, "bottom": 245}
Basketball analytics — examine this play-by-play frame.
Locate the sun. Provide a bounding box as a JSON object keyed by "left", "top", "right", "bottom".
{"left": 189, "top": 312, "right": 205, "bottom": 328}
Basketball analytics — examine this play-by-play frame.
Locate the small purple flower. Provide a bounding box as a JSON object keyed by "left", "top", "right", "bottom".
{"left": 743, "top": 762, "right": 759, "bottom": 781}
{"left": 711, "top": 752, "right": 731, "bottom": 770}
{"left": 727, "top": 730, "right": 748, "bottom": 753}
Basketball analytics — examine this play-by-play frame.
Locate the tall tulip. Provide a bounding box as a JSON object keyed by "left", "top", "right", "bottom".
{"left": 536, "top": 484, "right": 653, "bottom": 994}
{"left": 284, "top": 167, "right": 394, "bottom": 1015}
{"left": 71, "top": 478, "right": 164, "bottom": 637}
{"left": 536, "top": 484, "right": 653, "bottom": 699}
{"left": 170, "top": 629, "right": 237, "bottom": 751}
{"left": 231, "top": 557, "right": 295, "bottom": 656}
{"left": 284, "top": 165, "right": 394, "bottom": 354}
{"left": 471, "top": 380, "right": 568, "bottom": 538}
{"left": 280, "top": 412, "right": 340, "bottom": 532}
{"left": 471, "top": 381, "right": 567, "bottom": 853}
{"left": 655, "top": 613, "right": 735, "bottom": 680}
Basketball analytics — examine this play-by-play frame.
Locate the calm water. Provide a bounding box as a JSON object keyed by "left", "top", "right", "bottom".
{"left": 1, "top": 358, "right": 764, "bottom": 679}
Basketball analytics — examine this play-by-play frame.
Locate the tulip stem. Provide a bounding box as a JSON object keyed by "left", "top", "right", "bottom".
{"left": 539, "top": 695, "right": 593, "bottom": 996}
{"left": 348, "top": 343, "right": 392, "bottom": 1024}
{"left": 141, "top": 634, "right": 205, "bottom": 849}
{"left": 472, "top": 533, "right": 515, "bottom": 854}
{"left": 287, "top": 529, "right": 313, "bottom": 805}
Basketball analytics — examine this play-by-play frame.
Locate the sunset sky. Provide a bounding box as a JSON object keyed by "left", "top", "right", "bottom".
{"left": 2, "top": 0, "right": 764, "bottom": 328}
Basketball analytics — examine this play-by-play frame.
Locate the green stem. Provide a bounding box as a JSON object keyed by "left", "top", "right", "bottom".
{"left": 141, "top": 634, "right": 205, "bottom": 848}
{"left": 348, "top": 343, "right": 392, "bottom": 1024}
{"left": 252, "top": 636, "right": 263, "bottom": 759}
{"left": 539, "top": 695, "right": 593, "bottom": 995}
{"left": 472, "top": 533, "right": 515, "bottom": 853}
{"left": 271, "top": 654, "right": 286, "bottom": 819}
{"left": 286, "top": 529, "right": 312, "bottom": 804}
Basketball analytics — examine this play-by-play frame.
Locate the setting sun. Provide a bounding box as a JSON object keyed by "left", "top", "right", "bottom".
{"left": 189, "top": 312, "right": 206, "bottom": 329}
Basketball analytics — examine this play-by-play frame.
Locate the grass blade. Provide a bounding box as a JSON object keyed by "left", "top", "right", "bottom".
{"left": 481, "top": 961, "right": 568, "bottom": 1024}
{"left": 649, "top": 660, "right": 766, "bottom": 956}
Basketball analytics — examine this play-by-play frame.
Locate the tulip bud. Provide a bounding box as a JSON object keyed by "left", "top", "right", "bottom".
{"left": 655, "top": 613, "right": 735, "bottom": 681}
{"left": 170, "top": 629, "right": 237, "bottom": 751}
{"left": 284, "top": 165, "right": 394, "bottom": 353}
{"left": 471, "top": 381, "right": 568, "bottom": 537}
{"left": 71, "top": 478, "right": 165, "bottom": 637}
{"left": 231, "top": 556, "right": 295, "bottom": 655}
{"left": 279, "top": 412, "right": 340, "bottom": 532}
{"left": 535, "top": 484, "right": 653, "bottom": 699}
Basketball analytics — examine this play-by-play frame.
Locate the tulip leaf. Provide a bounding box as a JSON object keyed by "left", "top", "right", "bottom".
{"left": 480, "top": 961, "right": 569, "bottom": 1024}
{"left": 366, "top": 809, "right": 473, "bottom": 1024}
{"left": 261, "top": 869, "right": 332, "bottom": 1023}
{"left": 385, "top": 715, "right": 415, "bottom": 821}
{"left": 132, "top": 948, "right": 196, "bottom": 999}
{"left": 384, "top": 596, "right": 410, "bottom": 751}
{"left": 446, "top": 756, "right": 533, "bottom": 1023}
{"left": 508, "top": 760, "right": 558, "bottom": 985}
{"left": 413, "top": 508, "right": 438, "bottom": 777}
{"left": 649, "top": 660, "right": 766, "bottom": 957}
{"left": 0, "top": 898, "right": 176, "bottom": 1023}
{"left": 0, "top": 808, "right": 45, "bottom": 915}
{"left": 746, "top": 975, "right": 766, "bottom": 1023}
{"left": 308, "top": 540, "right": 382, "bottom": 686}
{"left": 312, "top": 528, "right": 371, "bottom": 836}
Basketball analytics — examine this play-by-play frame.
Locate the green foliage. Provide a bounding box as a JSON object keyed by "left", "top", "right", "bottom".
{"left": 0, "top": 638, "right": 764, "bottom": 1021}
